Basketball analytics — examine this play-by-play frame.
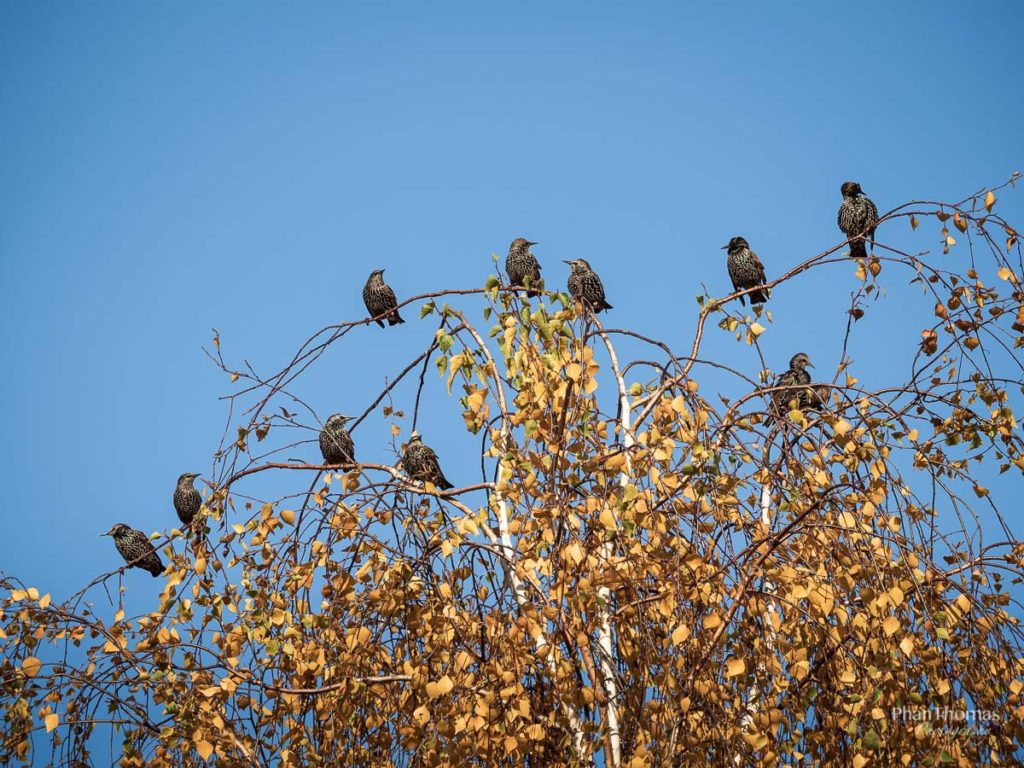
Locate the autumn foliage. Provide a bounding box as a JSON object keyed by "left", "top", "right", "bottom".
{"left": 3, "top": 178, "right": 1024, "bottom": 766}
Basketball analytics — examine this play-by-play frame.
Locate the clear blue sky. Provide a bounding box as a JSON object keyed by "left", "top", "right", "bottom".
{"left": 1, "top": 2, "right": 1022, "bottom": 607}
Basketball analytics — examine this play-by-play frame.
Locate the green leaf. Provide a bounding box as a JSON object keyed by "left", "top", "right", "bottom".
{"left": 863, "top": 728, "right": 881, "bottom": 751}
{"left": 484, "top": 275, "right": 500, "bottom": 290}
{"left": 438, "top": 334, "right": 454, "bottom": 353}
{"left": 420, "top": 302, "right": 436, "bottom": 319}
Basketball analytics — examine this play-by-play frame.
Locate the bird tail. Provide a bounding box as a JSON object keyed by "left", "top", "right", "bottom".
{"left": 601, "top": 300, "right": 614, "bottom": 311}
{"left": 439, "top": 476, "right": 454, "bottom": 490}
{"left": 388, "top": 311, "right": 405, "bottom": 326}
{"left": 374, "top": 318, "right": 386, "bottom": 329}
{"left": 750, "top": 289, "right": 768, "bottom": 304}
{"left": 849, "top": 239, "right": 867, "bottom": 260}
{"left": 147, "top": 562, "right": 164, "bottom": 578}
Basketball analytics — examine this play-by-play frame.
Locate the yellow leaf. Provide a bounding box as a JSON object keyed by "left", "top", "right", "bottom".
{"left": 44, "top": 713, "right": 59, "bottom": 732}
{"left": 563, "top": 542, "right": 585, "bottom": 566}
{"left": 670, "top": 624, "right": 691, "bottom": 646}
{"left": 853, "top": 755, "right": 869, "bottom": 768}
{"left": 749, "top": 322, "right": 766, "bottom": 337}
{"left": 426, "top": 675, "right": 454, "bottom": 699}
{"left": 38, "top": 593, "right": 51, "bottom": 610}
{"left": 598, "top": 507, "right": 617, "bottom": 531}
{"left": 997, "top": 266, "right": 1015, "bottom": 283}
{"left": 910, "top": 215, "right": 919, "bottom": 230}
{"left": 907, "top": 429, "right": 918, "bottom": 442}
{"left": 280, "top": 510, "right": 295, "bottom": 525}
{"left": 985, "top": 190, "right": 996, "bottom": 212}
{"left": 195, "top": 739, "right": 214, "bottom": 761}
{"left": 725, "top": 658, "right": 746, "bottom": 677}
{"left": 833, "top": 419, "right": 852, "bottom": 436}
{"left": 412, "top": 705, "right": 431, "bottom": 725}
{"left": 230, "top": 372, "right": 239, "bottom": 382}
{"left": 882, "top": 616, "right": 900, "bottom": 636}
{"left": 953, "top": 212, "right": 967, "bottom": 233}
{"left": 703, "top": 613, "right": 722, "bottom": 630}
{"left": 9, "top": 589, "right": 27, "bottom": 602}
{"left": 21, "top": 657, "right": 41, "bottom": 676}
{"left": 899, "top": 636, "right": 914, "bottom": 657}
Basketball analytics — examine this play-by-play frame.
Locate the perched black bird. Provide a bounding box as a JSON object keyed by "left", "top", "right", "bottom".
{"left": 564, "top": 258, "right": 613, "bottom": 313}
{"left": 772, "top": 352, "right": 814, "bottom": 410}
{"left": 173, "top": 472, "right": 202, "bottom": 528}
{"left": 401, "top": 432, "right": 454, "bottom": 489}
{"left": 363, "top": 269, "right": 405, "bottom": 327}
{"left": 102, "top": 523, "right": 164, "bottom": 577}
{"left": 506, "top": 238, "right": 543, "bottom": 297}
{"left": 723, "top": 236, "right": 769, "bottom": 305}
{"left": 837, "top": 181, "right": 879, "bottom": 260}
{"left": 319, "top": 414, "right": 356, "bottom": 466}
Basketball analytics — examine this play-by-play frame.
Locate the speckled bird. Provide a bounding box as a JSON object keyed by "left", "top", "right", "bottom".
{"left": 723, "top": 236, "right": 769, "bottom": 305}
{"left": 173, "top": 472, "right": 202, "bottom": 528}
{"left": 506, "top": 238, "right": 543, "bottom": 297}
{"left": 564, "top": 258, "right": 613, "bottom": 313}
{"left": 837, "top": 181, "right": 879, "bottom": 260}
{"left": 103, "top": 523, "right": 164, "bottom": 577}
{"left": 319, "top": 414, "right": 356, "bottom": 466}
{"left": 363, "top": 270, "right": 405, "bottom": 327}
{"left": 772, "top": 352, "right": 814, "bottom": 410}
{"left": 401, "top": 432, "right": 453, "bottom": 489}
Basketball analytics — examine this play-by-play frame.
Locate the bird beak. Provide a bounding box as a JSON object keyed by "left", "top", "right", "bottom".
{"left": 806, "top": 362, "right": 815, "bottom": 368}
{"left": 720, "top": 244, "right": 729, "bottom": 250}
{"left": 562, "top": 260, "right": 572, "bottom": 265}
{"left": 527, "top": 241, "right": 537, "bottom": 246}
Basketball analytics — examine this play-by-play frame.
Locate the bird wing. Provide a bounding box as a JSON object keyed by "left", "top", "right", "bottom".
{"left": 865, "top": 197, "right": 879, "bottom": 244}
{"left": 752, "top": 252, "right": 768, "bottom": 286}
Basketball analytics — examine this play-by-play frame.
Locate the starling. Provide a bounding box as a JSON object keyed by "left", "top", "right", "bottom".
{"left": 173, "top": 472, "right": 202, "bottom": 528}
{"left": 564, "top": 259, "right": 613, "bottom": 313}
{"left": 319, "top": 414, "right": 356, "bottom": 466}
{"left": 401, "top": 432, "right": 454, "bottom": 489}
{"left": 363, "top": 269, "right": 405, "bottom": 328}
{"left": 723, "top": 236, "right": 769, "bottom": 305}
{"left": 506, "top": 237, "right": 543, "bottom": 297}
{"left": 102, "top": 523, "right": 164, "bottom": 577}
{"left": 837, "top": 181, "right": 879, "bottom": 260}
{"left": 772, "top": 352, "right": 814, "bottom": 411}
